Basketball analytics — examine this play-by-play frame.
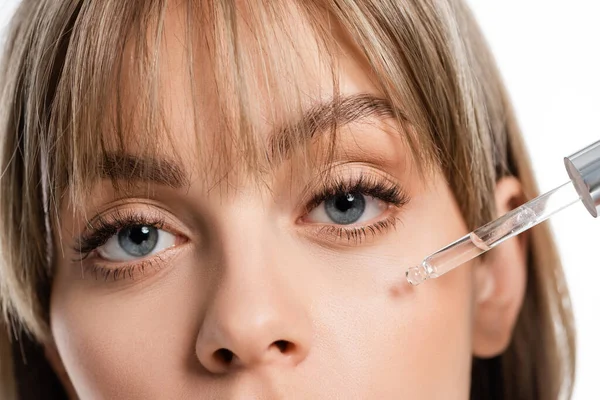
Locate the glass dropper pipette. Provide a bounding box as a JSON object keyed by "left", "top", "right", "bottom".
{"left": 406, "top": 139, "right": 600, "bottom": 286}
{"left": 406, "top": 181, "right": 580, "bottom": 285}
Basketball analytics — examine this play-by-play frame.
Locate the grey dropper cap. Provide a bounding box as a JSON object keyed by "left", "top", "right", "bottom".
{"left": 564, "top": 139, "right": 600, "bottom": 218}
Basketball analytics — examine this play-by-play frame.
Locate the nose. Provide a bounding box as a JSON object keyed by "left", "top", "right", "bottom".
{"left": 195, "top": 231, "right": 312, "bottom": 373}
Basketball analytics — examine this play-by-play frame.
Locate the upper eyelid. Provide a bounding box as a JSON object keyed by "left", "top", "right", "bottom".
{"left": 80, "top": 205, "right": 184, "bottom": 236}
{"left": 301, "top": 171, "right": 408, "bottom": 210}
{"left": 77, "top": 213, "right": 163, "bottom": 245}
{"left": 71, "top": 207, "right": 188, "bottom": 259}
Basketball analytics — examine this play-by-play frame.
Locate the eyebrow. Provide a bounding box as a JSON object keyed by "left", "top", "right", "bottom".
{"left": 99, "top": 94, "right": 402, "bottom": 187}
{"left": 100, "top": 152, "right": 190, "bottom": 188}
{"left": 269, "top": 93, "right": 401, "bottom": 158}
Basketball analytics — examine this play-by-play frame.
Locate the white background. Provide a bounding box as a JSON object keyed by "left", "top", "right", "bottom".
{"left": 1, "top": 0, "right": 599, "bottom": 398}
{"left": 466, "top": 2, "right": 600, "bottom": 399}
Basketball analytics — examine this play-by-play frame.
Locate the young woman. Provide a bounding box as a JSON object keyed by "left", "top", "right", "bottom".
{"left": 0, "top": 0, "right": 575, "bottom": 398}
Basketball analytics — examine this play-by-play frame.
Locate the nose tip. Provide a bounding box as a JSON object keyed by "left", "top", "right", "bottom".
{"left": 198, "top": 337, "right": 308, "bottom": 374}
{"left": 195, "top": 225, "right": 313, "bottom": 375}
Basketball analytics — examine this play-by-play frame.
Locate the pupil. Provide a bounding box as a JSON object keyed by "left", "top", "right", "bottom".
{"left": 334, "top": 193, "right": 355, "bottom": 212}
{"left": 130, "top": 226, "right": 150, "bottom": 244}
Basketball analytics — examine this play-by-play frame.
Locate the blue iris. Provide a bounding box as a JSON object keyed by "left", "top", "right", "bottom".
{"left": 324, "top": 192, "right": 366, "bottom": 224}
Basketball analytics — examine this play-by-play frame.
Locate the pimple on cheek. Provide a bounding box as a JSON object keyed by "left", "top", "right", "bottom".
{"left": 388, "top": 276, "right": 421, "bottom": 306}
{"left": 389, "top": 284, "right": 403, "bottom": 298}
{"left": 387, "top": 276, "right": 417, "bottom": 299}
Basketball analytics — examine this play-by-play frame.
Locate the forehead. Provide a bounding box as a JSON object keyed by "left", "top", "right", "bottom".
{"left": 114, "top": 1, "right": 382, "bottom": 157}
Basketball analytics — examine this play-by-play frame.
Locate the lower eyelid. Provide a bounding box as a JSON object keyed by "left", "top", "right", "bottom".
{"left": 298, "top": 206, "right": 402, "bottom": 246}
{"left": 311, "top": 216, "right": 401, "bottom": 246}
{"left": 81, "top": 244, "right": 186, "bottom": 282}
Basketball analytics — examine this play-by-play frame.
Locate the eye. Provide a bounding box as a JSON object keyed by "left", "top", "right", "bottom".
{"left": 305, "top": 191, "right": 389, "bottom": 225}
{"left": 97, "top": 225, "right": 177, "bottom": 262}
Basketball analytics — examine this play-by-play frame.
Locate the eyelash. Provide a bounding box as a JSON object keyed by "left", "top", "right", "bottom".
{"left": 72, "top": 209, "right": 171, "bottom": 280}
{"left": 303, "top": 173, "right": 409, "bottom": 244}
{"left": 72, "top": 173, "right": 409, "bottom": 281}
{"left": 73, "top": 208, "right": 167, "bottom": 258}
{"left": 84, "top": 255, "right": 166, "bottom": 282}
{"left": 304, "top": 173, "right": 408, "bottom": 211}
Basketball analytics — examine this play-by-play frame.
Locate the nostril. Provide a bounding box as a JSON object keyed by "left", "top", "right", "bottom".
{"left": 214, "top": 348, "right": 234, "bottom": 364}
{"left": 273, "top": 340, "right": 292, "bottom": 353}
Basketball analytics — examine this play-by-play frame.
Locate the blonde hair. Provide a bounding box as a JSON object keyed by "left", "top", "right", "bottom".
{"left": 0, "top": 0, "right": 575, "bottom": 399}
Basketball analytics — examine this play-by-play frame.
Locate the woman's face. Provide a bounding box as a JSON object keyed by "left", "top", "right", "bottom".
{"left": 49, "top": 5, "right": 525, "bottom": 399}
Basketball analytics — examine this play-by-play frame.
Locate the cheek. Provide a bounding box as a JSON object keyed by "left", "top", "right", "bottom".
{"left": 346, "top": 177, "right": 476, "bottom": 397}
{"left": 308, "top": 244, "right": 474, "bottom": 398}
{"left": 49, "top": 262, "right": 206, "bottom": 398}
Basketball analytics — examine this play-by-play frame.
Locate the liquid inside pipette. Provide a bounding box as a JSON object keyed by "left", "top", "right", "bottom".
{"left": 406, "top": 181, "right": 581, "bottom": 286}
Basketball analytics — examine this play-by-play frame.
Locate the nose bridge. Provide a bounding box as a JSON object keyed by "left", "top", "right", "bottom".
{"left": 195, "top": 207, "right": 312, "bottom": 372}
{"left": 221, "top": 206, "right": 275, "bottom": 283}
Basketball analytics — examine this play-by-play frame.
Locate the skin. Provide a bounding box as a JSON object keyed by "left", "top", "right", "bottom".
{"left": 47, "top": 4, "right": 528, "bottom": 399}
